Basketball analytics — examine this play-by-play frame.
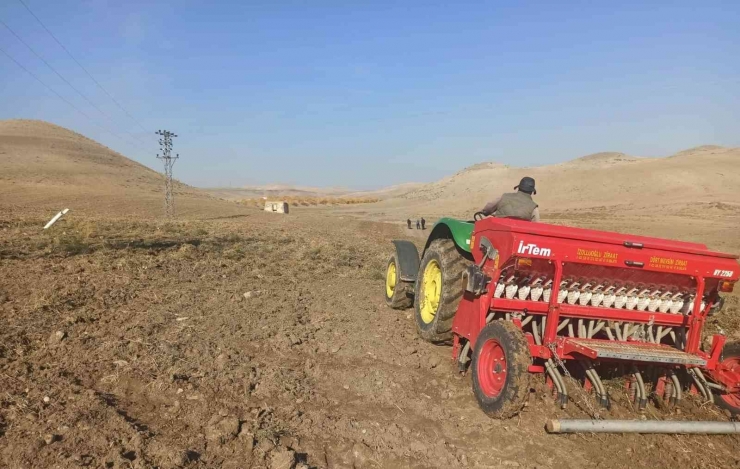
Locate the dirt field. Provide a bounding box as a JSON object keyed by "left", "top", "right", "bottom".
{"left": 2, "top": 207, "right": 740, "bottom": 469}
{"left": 3, "top": 120, "right": 740, "bottom": 468}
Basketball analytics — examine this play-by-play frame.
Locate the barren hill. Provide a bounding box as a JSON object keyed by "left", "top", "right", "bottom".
{"left": 206, "top": 182, "right": 423, "bottom": 201}
{"left": 568, "top": 151, "right": 639, "bottom": 165}
{"left": 206, "top": 184, "right": 351, "bottom": 200}
{"left": 367, "top": 146, "right": 740, "bottom": 220}
{"left": 0, "top": 119, "right": 243, "bottom": 219}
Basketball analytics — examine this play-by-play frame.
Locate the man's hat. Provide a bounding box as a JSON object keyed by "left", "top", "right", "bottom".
{"left": 514, "top": 176, "right": 536, "bottom": 195}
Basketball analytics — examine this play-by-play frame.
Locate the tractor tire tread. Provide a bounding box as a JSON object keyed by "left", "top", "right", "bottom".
{"left": 414, "top": 238, "right": 471, "bottom": 343}
{"left": 471, "top": 321, "right": 532, "bottom": 419}
{"left": 385, "top": 254, "right": 413, "bottom": 310}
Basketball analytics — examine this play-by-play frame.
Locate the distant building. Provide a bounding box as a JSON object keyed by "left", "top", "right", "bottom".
{"left": 264, "top": 201, "right": 289, "bottom": 214}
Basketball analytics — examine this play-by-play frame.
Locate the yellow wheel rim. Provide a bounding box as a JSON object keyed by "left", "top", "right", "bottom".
{"left": 386, "top": 261, "right": 397, "bottom": 298}
{"left": 420, "top": 259, "right": 442, "bottom": 324}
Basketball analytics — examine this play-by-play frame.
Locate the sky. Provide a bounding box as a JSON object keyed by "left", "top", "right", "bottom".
{"left": 1, "top": 0, "right": 738, "bottom": 189}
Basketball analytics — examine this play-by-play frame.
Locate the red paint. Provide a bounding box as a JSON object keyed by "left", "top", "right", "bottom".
{"left": 655, "top": 376, "right": 667, "bottom": 398}
{"left": 686, "top": 278, "right": 707, "bottom": 354}
{"left": 707, "top": 363, "right": 740, "bottom": 393}
{"left": 448, "top": 217, "right": 740, "bottom": 400}
{"left": 706, "top": 334, "right": 726, "bottom": 370}
{"left": 477, "top": 338, "right": 507, "bottom": 398}
{"left": 471, "top": 217, "right": 737, "bottom": 260}
{"left": 717, "top": 357, "right": 740, "bottom": 407}
{"left": 543, "top": 263, "right": 563, "bottom": 345}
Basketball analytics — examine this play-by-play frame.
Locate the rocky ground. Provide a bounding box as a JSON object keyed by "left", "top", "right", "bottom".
{"left": 1, "top": 209, "right": 740, "bottom": 468}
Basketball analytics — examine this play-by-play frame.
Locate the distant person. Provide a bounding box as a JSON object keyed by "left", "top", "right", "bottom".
{"left": 480, "top": 176, "right": 540, "bottom": 222}
{"left": 407, "top": 219, "right": 412, "bottom": 229}
{"left": 416, "top": 219, "right": 421, "bottom": 229}
{"left": 421, "top": 217, "right": 426, "bottom": 230}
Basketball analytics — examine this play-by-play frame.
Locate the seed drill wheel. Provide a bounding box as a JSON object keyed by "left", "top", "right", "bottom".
{"left": 385, "top": 253, "right": 413, "bottom": 309}
{"left": 414, "top": 238, "right": 470, "bottom": 343}
{"left": 716, "top": 341, "right": 740, "bottom": 415}
{"left": 471, "top": 321, "right": 532, "bottom": 418}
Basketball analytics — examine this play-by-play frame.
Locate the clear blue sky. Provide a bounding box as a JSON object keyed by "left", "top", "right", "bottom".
{"left": 1, "top": 0, "right": 738, "bottom": 189}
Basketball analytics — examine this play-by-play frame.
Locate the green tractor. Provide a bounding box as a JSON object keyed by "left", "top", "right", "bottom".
{"left": 385, "top": 218, "right": 474, "bottom": 342}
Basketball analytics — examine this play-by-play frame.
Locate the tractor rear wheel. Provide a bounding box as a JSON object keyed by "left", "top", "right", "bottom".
{"left": 385, "top": 254, "right": 413, "bottom": 309}
{"left": 471, "top": 321, "right": 532, "bottom": 419}
{"left": 414, "top": 238, "right": 470, "bottom": 343}
{"left": 715, "top": 341, "right": 740, "bottom": 415}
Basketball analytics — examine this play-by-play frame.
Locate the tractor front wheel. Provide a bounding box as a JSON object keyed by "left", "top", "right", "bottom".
{"left": 715, "top": 341, "right": 740, "bottom": 415}
{"left": 471, "top": 321, "right": 532, "bottom": 419}
{"left": 414, "top": 238, "right": 470, "bottom": 343}
{"left": 385, "top": 254, "right": 413, "bottom": 309}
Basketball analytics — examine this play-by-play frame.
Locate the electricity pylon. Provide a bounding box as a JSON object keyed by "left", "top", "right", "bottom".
{"left": 156, "top": 130, "right": 178, "bottom": 218}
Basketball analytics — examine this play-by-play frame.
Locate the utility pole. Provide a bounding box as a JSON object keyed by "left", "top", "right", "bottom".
{"left": 156, "top": 130, "right": 178, "bottom": 218}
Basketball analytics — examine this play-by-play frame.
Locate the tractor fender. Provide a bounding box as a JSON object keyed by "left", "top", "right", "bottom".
{"left": 391, "top": 240, "right": 420, "bottom": 282}
{"left": 423, "top": 218, "right": 474, "bottom": 256}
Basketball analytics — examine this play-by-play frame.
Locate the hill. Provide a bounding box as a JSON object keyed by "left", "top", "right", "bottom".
{"left": 205, "top": 182, "right": 423, "bottom": 201}
{"left": 365, "top": 145, "right": 739, "bottom": 219}
{"left": 0, "top": 119, "right": 244, "bottom": 219}
{"left": 568, "top": 151, "right": 640, "bottom": 165}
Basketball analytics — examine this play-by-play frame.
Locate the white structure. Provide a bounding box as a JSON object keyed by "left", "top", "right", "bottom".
{"left": 264, "top": 201, "right": 289, "bottom": 214}
{"left": 44, "top": 208, "right": 70, "bottom": 229}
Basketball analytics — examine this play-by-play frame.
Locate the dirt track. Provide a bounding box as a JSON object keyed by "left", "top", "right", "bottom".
{"left": 2, "top": 209, "right": 740, "bottom": 469}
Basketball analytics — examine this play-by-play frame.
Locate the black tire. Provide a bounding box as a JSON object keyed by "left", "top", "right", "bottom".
{"left": 384, "top": 254, "right": 413, "bottom": 309}
{"left": 715, "top": 341, "right": 740, "bottom": 415}
{"left": 414, "top": 238, "right": 470, "bottom": 343}
{"left": 471, "top": 321, "right": 532, "bottom": 419}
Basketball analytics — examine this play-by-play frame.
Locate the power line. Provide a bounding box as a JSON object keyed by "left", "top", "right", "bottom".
{"left": 0, "top": 45, "right": 121, "bottom": 140}
{"left": 16, "top": 0, "right": 149, "bottom": 134}
{"left": 0, "top": 18, "right": 147, "bottom": 150}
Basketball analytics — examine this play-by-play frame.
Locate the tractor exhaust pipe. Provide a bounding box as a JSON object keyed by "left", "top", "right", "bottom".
{"left": 546, "top": 419, "right": 740, "bottom": 434}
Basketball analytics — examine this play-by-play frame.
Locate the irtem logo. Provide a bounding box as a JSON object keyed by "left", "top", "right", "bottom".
{"left": 517, "top": 241, "right": 552, "bottom": 257}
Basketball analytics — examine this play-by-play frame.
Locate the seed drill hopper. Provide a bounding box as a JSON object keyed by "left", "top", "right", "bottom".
{"left": 385, "top": 214, "right": 740, "bottom": 422}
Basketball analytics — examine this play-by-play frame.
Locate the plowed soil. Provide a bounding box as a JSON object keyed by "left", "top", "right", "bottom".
{"left": 2, "top": 209, "right": 739, "bottom": 469}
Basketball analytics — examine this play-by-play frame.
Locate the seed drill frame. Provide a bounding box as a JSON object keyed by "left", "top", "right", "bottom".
{"left": 389, "top": 217, "right": 740, "bottom": 415}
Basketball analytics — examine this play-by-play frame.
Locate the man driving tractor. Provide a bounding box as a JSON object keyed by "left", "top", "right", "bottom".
{"left": 480, "top": 176, "right": 539, "bottom": 222}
